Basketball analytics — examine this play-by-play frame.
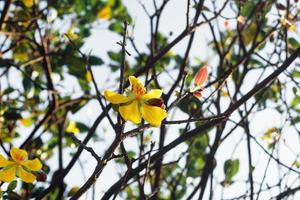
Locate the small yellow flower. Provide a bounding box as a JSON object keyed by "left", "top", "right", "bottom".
{"left": 20, "top": 115, "right": 34, "bottom": 127}
{"left": 66, "top": 121, "right": 80, "bottom": 134}
{"left": 0, "top": 148, "right": 42, "bottom": 183}
{"left": 97, "top": 5, "right": 112, "bottom": 20}
{"left": 66, "top": 27, "right": 79, "bottom": 40}
{"left": 86, "top": 71, "right": 92, "bottom": 83}
{"left": 22, "top": 0, "right": 36, "bottom": 8}
{"left": 104, "top": 76, "right": 167, "bottom": 126}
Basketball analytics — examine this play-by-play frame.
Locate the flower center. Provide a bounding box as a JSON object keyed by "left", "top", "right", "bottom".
{"left": 132, "top": 84, "right": 146, "bottom": 98}
{"left": 14, "top": 153, "right": 26, "bottom": 163}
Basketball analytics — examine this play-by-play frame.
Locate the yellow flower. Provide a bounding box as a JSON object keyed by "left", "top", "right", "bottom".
{"left": 66, "top": 27, "right": 79, "bottom": 40}
{"left": 20, "top": 115, "right": 34, "bottom": 127}
{"left": 66, "top": 121, "right": 80, "bottom": 134}
{"left": 22, "top": 0, "right": 36, "bottom": 8}
{"left": 86, "top": 71, "right": 92, "bottom": 83}
{"left": 0, "top": 148, "right": 42, "bottom": 183}
{"left": 97, "top": 5, "right": 112, "bottom": 20}
{"left": 104, "top": 76, "right": 167, "bottom": 126}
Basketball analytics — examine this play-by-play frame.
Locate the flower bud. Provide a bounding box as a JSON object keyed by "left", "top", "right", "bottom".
{"left": 194, "top": 65, "right": 208, "bottom": 87}
{"left": 36, "top": 171, "right": 47, "bottom": 182}
{"left": 193, "top": 91, "right": 202, "bottom": 100}
{"left": 146, "top": 98, "right": 165, "bottom": 109}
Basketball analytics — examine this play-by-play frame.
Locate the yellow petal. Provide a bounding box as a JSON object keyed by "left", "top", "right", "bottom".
{"left": 10, "top": 148, "right": 28, "bottom": 163}
{"left": 104, "top": 90, "right": 131, "bottom": 104}
{"left": 19, "top": 167, "right": 36, "bottom": 183}
{"left": 66, "top": 121, "right": 80, "bottom": 134}
{"left": 141, "top": 103, "right": 167, "bottom": 126}
{"left": 129, "top": 76, "right": 146, "bottom": 97}
{"left": 0, "top": 155, "right": 13, "bottom": 168}
{"left": 142, "top": 89, "right": 163, "bottom": 100}
{"left": 20, "top": 116, "right": 34, "bottom": 127}
{"left": 0, "top": 166, "right": 16, "bottom": 182}
{"left": 119, "top": 100, "right": 142, "bottom": 124}
{"left": 22, "top": 0, "right": 35, "bottom": 8}
{"left": 97, "top": 5, "right": 112, "bottom": 20}
{"left": 86, "top": 71, "right": 92, "bottom": 82}
{"left": 66, "top": 26, "right": 79, "bottom": 40}
{"left": 21, "top": 159, "right": 42, "bottom": 171}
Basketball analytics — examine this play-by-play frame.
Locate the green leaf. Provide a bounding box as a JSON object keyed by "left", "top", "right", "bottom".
{"left": 291, "top": 95, "right": 300, "bottom": 108}
{"left": 107, "top": 51, "right": 122, "bottom": 62}
{"left": 288, "top": 38, "right": 300, "bottom": 50}
{"left": 109, "top": 22, "right": 123, "bottom": 34}
{"left": 224, "top": 159, "right": 240, "bottom": 182}
{"left": 292, "top": 116, "right": 300, "bottom": 124}
{"left": 76, "top": 122, "right": 89, "bottom": 132}
{"left": 48, "top": 136, "right": 58, "bottom": 149}
{"left": 2, "top": 87, "right": 14, "bottom": 95}
{"left": 241, "top": 1, "right": 255, "bottom": 17}
{"left": 4, "top": 111, "right": 22, "bottom": 120}
{"left": 89, "top": 56, "right": 104, "bottom": 66}
{"left": 177, "top": 96, "right": 202, "bottom": 117}
{"left": 292, "top": 70, "right": 300, "bottom": 78}
{"left": 7, "top": 180, "right": 17, "bottom": 191}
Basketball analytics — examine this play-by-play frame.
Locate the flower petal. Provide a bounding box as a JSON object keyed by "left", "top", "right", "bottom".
{"left": 10, "top": 148, "right": 28, "bottom": 162}
{"left": 141, "top": 103, "right": 167, "bottom": 126}
{"left": 119, "top": 100, "right": 142, "bottom": 124}
{"left": 19, "top": 166, "right": 36, "bottom": 183}
{"left": 21, "top": 159, "right": 42, "bottom": 171}
{"left": 142, "top": 89, "right": 163, "bottom": 100}
{"left": 129, "top": 76, "right": 146, "bottom": 97}
{"left": 66, "top": 121, "right": 80, "bottom": 134}
{"left": 97, "top": 5, "right": 112, "bottom": 20}
{"left": 194, "top": 65, "right": 208, "bottom": 87}
{"left": 0, "top": 166, "right": 16, "bottom": 182}
{"left": 0, "top": 155, "right": 13, "bottom": 167}
{"left": 104, "top": 90, "right": 131, "bottom": 104}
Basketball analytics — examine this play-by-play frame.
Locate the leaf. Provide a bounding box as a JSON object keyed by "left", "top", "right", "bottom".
{"left": 177, "top": 96, "right": 202, "bottom": 117}
{"left": 7, "top": 180, "right": 17, "bottom": 191}
{"left": 107, "top": 51, "right": 122, "bottom": 62}
{"left": 292, "top": 116, "right": 300, "bottom": 124}
{"left": 4, "top": 111, "right": 22, "bottom": 120}
{"left": 89, "top": 56, "right": 104, "bottom": 66}
{"left": 224, "top": 159, "right": 240, "bottom": 182}
{"left": 109, "top": 22, "right": 123, "bottom": 34}
{"left": 78, "top": 77, "right": 91, "bottom": 92}
{"left": 276, "top": 3, "right": 286, "bottom": 10}
{"left": 76, "top": 122, "right": 89, "bottom": 132}
{"left": 48, "top": 136, "right": 58, "bottom": 149}
{"left": 2, "top": 87, "right": 14, "bottom": 95}
{"left": 288, "top": 38, "right": 300, "bottom": 50}
{"left": 240, "top": 1, "right": 255, "bottom": 17}
{"left": 291, "top": 95, "right": 300, "bottom": 108}
{"left": 292, "top": 70, "right": 300, "bottom": 78}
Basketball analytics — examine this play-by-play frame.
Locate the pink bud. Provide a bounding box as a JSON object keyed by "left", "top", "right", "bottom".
{"left": 36, "top": 171, "right": 47, "bottom": 182}
{"left": 193, "top": 91, "right": 202, "bottom": 100}
{"left": 224, "top": 20, "right": 229, "bottom": 29}
{"left": 237, "top": 16, "right": 246, "bottom": 24}
{"left": 194, "top": 65, "right": 208, "bottom": 87}
{"left": 146, "top": 98, "right": 165, "bottom": 109}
